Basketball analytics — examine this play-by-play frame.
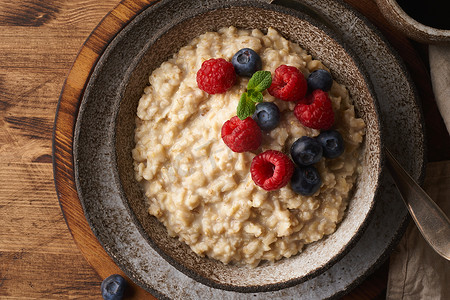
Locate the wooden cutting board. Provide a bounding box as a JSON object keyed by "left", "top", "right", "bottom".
{"left": 50, "top": 0, "right": 445, "bottom": 299}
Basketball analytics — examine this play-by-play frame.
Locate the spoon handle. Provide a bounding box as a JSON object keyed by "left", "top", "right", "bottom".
{"left": 385, "top": 147, "right": 450, "bottom": 260}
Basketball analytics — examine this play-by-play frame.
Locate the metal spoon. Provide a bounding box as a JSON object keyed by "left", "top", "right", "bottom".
{"left": 385, "top": 147, "right": 450, "bottom": 260}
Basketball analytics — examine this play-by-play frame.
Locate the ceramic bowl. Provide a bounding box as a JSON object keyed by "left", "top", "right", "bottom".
{"left": 375, "top": 0, "right": 450, "bottom": 43}
{"left": 75, "top": 0, "right": 382, "bottom": 293}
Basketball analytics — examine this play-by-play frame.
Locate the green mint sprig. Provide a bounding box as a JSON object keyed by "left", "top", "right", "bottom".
{"left": 237, "top": 71, "right": 272, "bottom": 120}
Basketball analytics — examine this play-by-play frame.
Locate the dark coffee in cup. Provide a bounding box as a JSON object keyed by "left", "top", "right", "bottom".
{"left": 396, "top": 0, "right": 449, "bottom": 30}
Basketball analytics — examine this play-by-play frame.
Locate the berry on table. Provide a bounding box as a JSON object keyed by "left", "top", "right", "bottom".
{"left": 196, "top": 58, "right": 236, "bottom": 94}
{"left": 251, "top": 150, "right": 294, "bottom": 191}
{"left": 290, "top": 166, "right": 322, "bottom": 196}
{"left": 221, "top": 116, "right": 262, "bottom": 152}
{"left": 101, "top": 274, "right": 127, "bottom": 300}
{"left": 316, "top": 130, "right": 345, "bottom": 158}
{"left": 252, "top": 102, "right": 280, "bottom": 131}
{"left": 268, "top": 65, "right": 307, "bottom": 102}
{"left": 231, "top": 48, "right": 262, "bottom": 77}
{"left": 294, "top": 89, "right": 334, "bottom": 130}
{"left": 290, "top": 136, "right": 323, "bottom": 166}
{"left": 307, "top": 69, "right": 333, "bottom": 92}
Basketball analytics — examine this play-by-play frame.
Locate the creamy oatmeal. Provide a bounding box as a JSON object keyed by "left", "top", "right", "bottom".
{"left": 132, "top": 26, "right": 365, "bottom": 266}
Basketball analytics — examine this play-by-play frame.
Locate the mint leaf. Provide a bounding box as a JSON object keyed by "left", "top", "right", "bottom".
{"left": 236, "top": 71, "right": 271, "bottom": 120}
{"left": 237, "top": 92, "right": 256, "bottom": 120}
{"left": 247, "top": 70, "right": 272, "bottom": 92}
{"left": 248, "top": 90, "right": 263, "bottom": 103}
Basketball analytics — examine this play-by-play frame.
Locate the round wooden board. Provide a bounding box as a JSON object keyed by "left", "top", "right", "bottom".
{"left": 52, "top": 0, "right": 440, "bottom": 299}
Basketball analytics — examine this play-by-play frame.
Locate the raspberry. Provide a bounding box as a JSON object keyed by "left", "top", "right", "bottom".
{"left": 251, "top": 150, "right": 294, "bottom": 191}
{"left": 294, "top": 90, "right": 334, "bottom": 129}
{"left": 268, "top": 65, "right": 307, "bottom": 102}
{"left": 196, "top": 58, "right": 236, "bottom": 94}
{"left": 221, "top": 116, "right": 262, "bottom": 152}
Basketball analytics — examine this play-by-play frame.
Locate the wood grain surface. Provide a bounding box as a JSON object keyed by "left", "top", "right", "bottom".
{"left": 1, "top": 0, "right": 448, "bottom": 299}
{"left": 0, "top": 1, "right": 123, "bottom": 298}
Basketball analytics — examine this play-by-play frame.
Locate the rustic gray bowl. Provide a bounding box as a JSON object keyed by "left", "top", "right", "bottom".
{"left": 75, "top": 0, "right": 382, "bottom": 294}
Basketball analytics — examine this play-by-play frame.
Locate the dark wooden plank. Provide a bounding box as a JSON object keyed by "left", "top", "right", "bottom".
{"left": 0, "top": 252, "right": 100, "bottom": 298}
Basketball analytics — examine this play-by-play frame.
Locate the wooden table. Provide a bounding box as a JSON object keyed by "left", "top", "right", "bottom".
{"left": 1, "top": 0, "right": 448, "bottom": 299}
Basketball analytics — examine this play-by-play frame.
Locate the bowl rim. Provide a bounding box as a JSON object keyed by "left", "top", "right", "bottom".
{"left": 74, "top": 0, "right": 383, "bottom": 294}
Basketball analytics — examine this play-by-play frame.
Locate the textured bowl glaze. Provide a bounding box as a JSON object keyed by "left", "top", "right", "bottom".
{"left": 75, "top": 0, "right": 381, "bottom": 292}
{"left": 375, "top": 0, "right": 450, "bottom": 43}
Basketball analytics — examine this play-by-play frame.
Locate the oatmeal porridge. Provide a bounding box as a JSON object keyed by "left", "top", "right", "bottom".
{"left": 132, "top": 26, "right": 365, "bottom": 266}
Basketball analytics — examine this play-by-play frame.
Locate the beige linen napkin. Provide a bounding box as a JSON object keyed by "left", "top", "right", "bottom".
{"left": 386, "top": 161, "right": 450, "bottom": 299}
{"left": 386, "top": 44, "right": 450, "bottom": 300}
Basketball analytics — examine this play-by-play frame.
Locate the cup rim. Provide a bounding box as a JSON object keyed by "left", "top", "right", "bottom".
{"left": 375, "top": 0, "right": 450, "bottom": 43}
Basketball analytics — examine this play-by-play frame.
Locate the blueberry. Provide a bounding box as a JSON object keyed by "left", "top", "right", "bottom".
{"left": 101, "top": 274, "right": 127, "bottom": 300}
{"left": 291, "top": 166, "right": 322, "bottom": 196}
{"left": 290, "top": 136, "right": 323, "bottom": 166}
{"left": 316, "top": 130, "right": 344, "bottom": 158}
{"left": 252, "top": 102, "right": 280, "bottom": 131}
{"left": 307, "top": 69, "right": 333, "bottom": 92}
{"left": 231, "top": 48, "right": 262, "bottom": 77}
